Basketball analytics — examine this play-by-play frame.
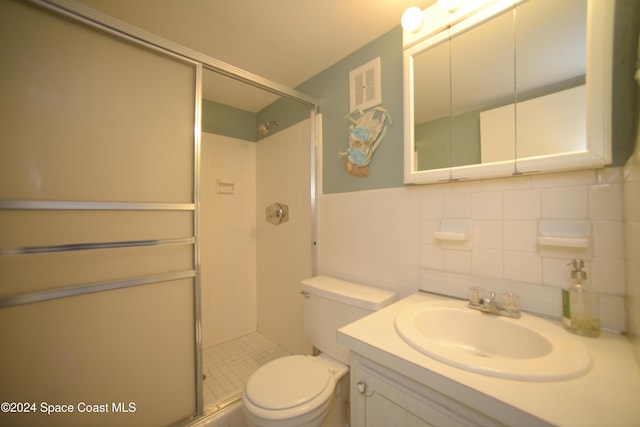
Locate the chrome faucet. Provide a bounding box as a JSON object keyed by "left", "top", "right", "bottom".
{"left": 467, "top": 287, "right": 521, "bottom": 319}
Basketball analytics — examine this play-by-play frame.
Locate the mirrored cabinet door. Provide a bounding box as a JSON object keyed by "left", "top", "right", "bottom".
{"left": 413, "top": 38, "right": 451, "bottom": 176}
{"left": 450, "top": 7, "right": 515, "bottom": 179}
{"left": 514, "top": 0, "right": 587, "bottom": 169}
{"left": 403, "top": 0, "right": 613, "bottom": 185}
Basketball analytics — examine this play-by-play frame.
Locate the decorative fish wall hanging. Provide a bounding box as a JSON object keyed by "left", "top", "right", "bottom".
{"left": 339, "top": 106, "right": 392, "bottom": 177}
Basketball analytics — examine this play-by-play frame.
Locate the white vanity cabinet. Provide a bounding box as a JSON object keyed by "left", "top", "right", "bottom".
{"left": 339, "top": 293, "right": 640, "bottom": 427}
{"left": 349, "top": 353, "right": 505, "bottom": 427}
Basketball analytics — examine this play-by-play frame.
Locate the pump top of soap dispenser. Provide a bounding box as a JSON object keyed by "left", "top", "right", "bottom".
{"left": 568, "top": 259, "right": 587, "bottom": 282}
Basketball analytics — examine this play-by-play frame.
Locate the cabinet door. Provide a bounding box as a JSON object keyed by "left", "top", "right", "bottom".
{"left": 351, "top": 364, "right": 470, "bottom": 427}
{"left": 361, "top": 389, "right": 432, "bottom": 427}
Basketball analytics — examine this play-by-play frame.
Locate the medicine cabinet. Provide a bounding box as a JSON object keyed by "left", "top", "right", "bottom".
{"left": 403, "top": 0, "right": 614, "bottom": 184}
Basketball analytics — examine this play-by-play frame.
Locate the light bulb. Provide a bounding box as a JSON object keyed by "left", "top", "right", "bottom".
{"left": 401, "top": 6, "right": 423, "bottom": 33}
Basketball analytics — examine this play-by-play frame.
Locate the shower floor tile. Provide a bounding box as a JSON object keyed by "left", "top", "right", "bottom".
{"left": 203, "top": 332, "right": 290, "bottom": 409}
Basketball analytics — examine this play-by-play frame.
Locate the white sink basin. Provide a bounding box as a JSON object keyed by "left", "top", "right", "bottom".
{"left": 394, "top": 300, "right": 591, "bottom": 381}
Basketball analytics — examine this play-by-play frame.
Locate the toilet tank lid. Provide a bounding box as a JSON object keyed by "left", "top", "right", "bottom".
{"left": 300, "top": 276, "right": 397, "bottom": 311}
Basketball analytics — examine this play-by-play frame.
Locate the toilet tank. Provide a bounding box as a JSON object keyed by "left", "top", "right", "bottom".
{"left": 301, "top": 276, "right": 397, "bottom": 364}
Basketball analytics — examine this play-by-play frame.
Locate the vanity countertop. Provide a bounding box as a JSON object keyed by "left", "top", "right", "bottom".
{"left": 337, "top": 292, "right": 640, "bottom": 427}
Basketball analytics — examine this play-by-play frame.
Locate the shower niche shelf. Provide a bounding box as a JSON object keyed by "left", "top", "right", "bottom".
{"left": 216, "top": 180, "right": 235, "bottom": 194}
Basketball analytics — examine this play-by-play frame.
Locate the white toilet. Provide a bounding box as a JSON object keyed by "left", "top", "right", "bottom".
{"left": 242, "top": 276, "right": 397, "bottom": 427}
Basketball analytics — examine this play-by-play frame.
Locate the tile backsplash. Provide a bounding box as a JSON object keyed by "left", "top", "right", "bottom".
{"left": 624, "top": 145, "right": 640, "bottom": 362}
{"left": 318, "top": 167, "right": 626, "bottom": 331}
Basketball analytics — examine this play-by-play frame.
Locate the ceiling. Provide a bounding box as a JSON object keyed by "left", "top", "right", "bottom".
{"left": 73, "top": 0, "right": 435, "bottom": 112}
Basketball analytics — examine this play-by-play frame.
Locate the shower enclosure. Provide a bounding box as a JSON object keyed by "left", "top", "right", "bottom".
{"left": 0, "top": 1, "right": 318, "bottom": 425}
{"left": 199, "top": 70, "right": 317, "bottom": 413}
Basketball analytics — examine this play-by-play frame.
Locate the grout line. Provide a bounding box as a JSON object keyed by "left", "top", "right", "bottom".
{"left": 202, "top": 332, "right": 290, "bottom": 409}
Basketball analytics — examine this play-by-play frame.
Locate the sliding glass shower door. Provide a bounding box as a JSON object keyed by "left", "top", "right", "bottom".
{"left": 0, "top": 1, "right": 319, "bottom": 425}
{"left": 0, "top": 1, "right": 200, "bottom": 425}
{"left": 199, "top": 68, "right": 316, "bottom": 412}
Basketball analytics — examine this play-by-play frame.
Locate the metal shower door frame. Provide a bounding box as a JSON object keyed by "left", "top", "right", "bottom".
{"left": 20, "top": 0, "right": 320, "bottom": 419}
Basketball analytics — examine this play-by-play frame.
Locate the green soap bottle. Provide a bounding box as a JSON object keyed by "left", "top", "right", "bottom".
{"left": 562, "top": 259, "right": 600, "bottom": 337}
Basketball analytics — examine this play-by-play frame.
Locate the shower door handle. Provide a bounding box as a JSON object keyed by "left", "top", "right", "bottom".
{"left": 266, "top": 202, "right": 289, "bottom": 225}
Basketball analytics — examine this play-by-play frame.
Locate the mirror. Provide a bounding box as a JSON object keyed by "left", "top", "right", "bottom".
{"left": 404, "top": 0, "right": 613, "bottom": 184}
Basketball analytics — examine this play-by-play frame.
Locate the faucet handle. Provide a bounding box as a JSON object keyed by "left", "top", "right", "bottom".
{"left": 468, "top": 286, "right": 484, "bottom": 304}
{"left": 500, "top": 292, "right": 520, "bottom": 312}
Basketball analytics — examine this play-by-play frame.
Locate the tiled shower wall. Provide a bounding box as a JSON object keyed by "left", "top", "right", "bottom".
{"left": 199, "top": 120, "right": 313, "bottom": 355}
{"left": 625, "top": 153, "right": 640, "bottom": 362}
{"left": 318, "top": 167, "right": 627, "bottom": 331}
{"left": 200, "top": 132, "right": 257, "bottom": 348}
{"left": 256, "top": 119, "right": 313, "bottom": 356}
{"left": 624, "top": 96, "right": 640, "bottom": 360}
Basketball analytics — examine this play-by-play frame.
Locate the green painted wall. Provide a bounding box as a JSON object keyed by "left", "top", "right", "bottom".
{"left": 256, "top": 96, "right": 311, "bottom": 141}
{"left": 296, "top": 27, "right": 405, "bottom": 194}
{"left": 292, "top": 6, "right": 637, "bottom": 194}
{"left": 611, "top": 0, "right": 639, "bottom": 166}
{"left": 415, "top": 111, "right": 481, "bottom": 171}
{"left": 202, "top": 92, "right": 311, "bottom": 142}
{"left": 202, "top": 99, "right": 256, "bottom": 142}
{"left": 204, "top": 4, "right": 637, "bottom": 194}
{"left": 415, "top": 116, "right": 450, "bottom": 171}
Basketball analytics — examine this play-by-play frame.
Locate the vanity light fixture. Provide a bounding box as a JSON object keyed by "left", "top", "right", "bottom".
{"left": 438, "top": 0, "right": 462, "bottom": 13}
{"left": 401, "top": 6, "right": 423, "bottom": 33}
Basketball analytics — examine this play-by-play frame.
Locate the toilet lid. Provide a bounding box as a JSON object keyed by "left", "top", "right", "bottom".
{"left": 245, "top": 355, "right": 330, "bottom": 410}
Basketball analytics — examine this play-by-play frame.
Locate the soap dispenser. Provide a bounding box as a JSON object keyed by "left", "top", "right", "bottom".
{"left": 562, "top": 259, "right": 600, "bottom": 337}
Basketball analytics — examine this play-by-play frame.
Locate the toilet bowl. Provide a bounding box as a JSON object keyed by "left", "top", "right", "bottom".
{"left": 243, "top": 354, "right": 348, "bottom": 427}
{"left": 242, "top": 276, "right": 397, "bottom": 427}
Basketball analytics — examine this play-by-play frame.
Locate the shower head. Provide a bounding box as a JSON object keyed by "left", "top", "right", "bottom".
{"left": 258, "top": 120, "right": 280, "bottom": 135}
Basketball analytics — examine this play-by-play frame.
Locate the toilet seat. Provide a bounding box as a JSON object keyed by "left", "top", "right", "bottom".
{"left": 245, "top": 355, "right": 331, "bottom": 411}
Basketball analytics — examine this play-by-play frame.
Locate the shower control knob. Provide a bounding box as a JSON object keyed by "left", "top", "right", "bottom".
{"left": 266, "top": 202, "right": 289, "bottom": 225}
{"left": 356, "top": 381, "right": 367, "bottom": 394}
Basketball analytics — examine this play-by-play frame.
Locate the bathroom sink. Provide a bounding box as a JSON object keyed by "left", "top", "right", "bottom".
{"left": 394, "top": 300, "right": 591, "bottom": 380}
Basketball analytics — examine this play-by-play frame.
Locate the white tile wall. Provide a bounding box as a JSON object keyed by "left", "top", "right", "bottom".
{"left": 623, "top": 115, "right": 640, "bottom": 360}
{"left": 318, "top": 167, "right": 628, "bottom": 331}
{"left": 256, "top": 119, "right": 313, "bottom": 356}
{"left": 200, "top": 121, "right": 313, "bottom": 355}
{"left": 200, "top": 133, "right": 257, "bottom": 348}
